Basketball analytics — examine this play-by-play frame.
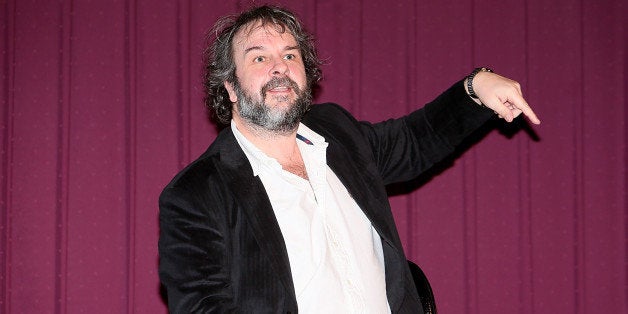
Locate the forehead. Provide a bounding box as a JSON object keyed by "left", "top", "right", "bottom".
{"left": 232, "top": 21, "right": 298, "bottom": 51}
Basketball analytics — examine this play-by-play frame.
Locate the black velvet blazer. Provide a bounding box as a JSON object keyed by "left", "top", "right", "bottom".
{"left": 158, "top": 80, "right": 494, "bottom": 313}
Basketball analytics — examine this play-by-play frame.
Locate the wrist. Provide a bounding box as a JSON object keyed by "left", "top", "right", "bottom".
{"left": 464, "top": 77, "right": 483, "bottom": 105}
{"left": 466, "top": 67, "right": 493, "bottom": 102}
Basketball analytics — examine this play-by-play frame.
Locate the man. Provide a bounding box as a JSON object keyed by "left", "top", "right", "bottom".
{"left": 158, "top": 5, "right": 540, "bottom": 314}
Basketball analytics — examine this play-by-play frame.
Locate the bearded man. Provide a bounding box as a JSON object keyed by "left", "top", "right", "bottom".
{"left": 158, "top": 5, "right": 540, "bottom": 314}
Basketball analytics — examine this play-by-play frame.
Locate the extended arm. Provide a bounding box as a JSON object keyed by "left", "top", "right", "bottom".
{"left": 363, "top": 72, "right": 540, "bottom": 184}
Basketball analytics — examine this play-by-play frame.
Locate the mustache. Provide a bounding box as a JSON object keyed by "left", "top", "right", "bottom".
{"left": 261, "top": 76, "right": 301, "bottom": 96}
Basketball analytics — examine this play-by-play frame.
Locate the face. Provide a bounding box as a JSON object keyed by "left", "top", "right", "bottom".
{"left": 224, "top": 22, "right": 310, "bottom": 133}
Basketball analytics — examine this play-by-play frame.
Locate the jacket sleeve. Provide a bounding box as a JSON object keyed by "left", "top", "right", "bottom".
{"left": 362, "top": 79, "right": 495, "bottom": 184}
{"left": 158, "top": 168, "right": 236, "bottom": 313}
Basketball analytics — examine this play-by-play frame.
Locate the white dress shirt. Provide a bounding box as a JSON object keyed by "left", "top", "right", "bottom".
{"left": 231, "top": 120, "right": 391, "bottom": 313}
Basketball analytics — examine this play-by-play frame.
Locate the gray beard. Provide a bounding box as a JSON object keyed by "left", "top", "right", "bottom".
{"left": 233, "top": 76, "right": 312, "bottom": 134}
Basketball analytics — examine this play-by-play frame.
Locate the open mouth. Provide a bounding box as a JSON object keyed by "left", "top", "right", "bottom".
{"left": 262, "top": 77, "right": 299, "bottom": 97}
{"left": 268, "top": 86, "right": 291, "bottom": 93}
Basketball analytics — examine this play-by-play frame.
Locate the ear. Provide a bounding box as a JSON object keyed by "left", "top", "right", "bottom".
{"left": 224, "top": 81, "right": 238, "bottom": 103}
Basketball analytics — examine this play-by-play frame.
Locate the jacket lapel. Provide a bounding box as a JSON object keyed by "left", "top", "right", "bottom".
{"left": 215, "top": 129, "right": 297, "bottom": 302}
{"left": 324, "top": 138, "right": 398, "bottom": 247}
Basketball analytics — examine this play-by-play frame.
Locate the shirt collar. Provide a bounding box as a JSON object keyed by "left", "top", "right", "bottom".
{"left": 230, "top": 120, "right": 327, "bottom": 177}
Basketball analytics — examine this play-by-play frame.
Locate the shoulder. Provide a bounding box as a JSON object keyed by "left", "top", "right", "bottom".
{"left": 301, "top": 103, "right": 379, "bottom": 159}
{"left": 159, "top": 153, "right": 221, "bottom": 209}
{"left": 159, "top": 128, "right": 244, "bottom": 202}
{"left": 305, "top": 103, "right": 355, "bottom": 120}
{"left": 302, "top": 103, "right": 362, "bottom": 132}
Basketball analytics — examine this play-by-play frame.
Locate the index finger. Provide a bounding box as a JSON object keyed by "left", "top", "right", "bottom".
{"left": 509, "top": 93, "right": 541, "bottom": 125}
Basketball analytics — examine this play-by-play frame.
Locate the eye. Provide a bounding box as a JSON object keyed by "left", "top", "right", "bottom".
{"left": 284, "top": 54, "right": 296, "bottom": 60}
{"left": 253, "top": 56, "right": 265, "bottom": 63}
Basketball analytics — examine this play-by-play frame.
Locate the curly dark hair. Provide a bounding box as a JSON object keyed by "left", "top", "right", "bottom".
{"left": 203, "top": 5, "right": 323, "bottom": 125}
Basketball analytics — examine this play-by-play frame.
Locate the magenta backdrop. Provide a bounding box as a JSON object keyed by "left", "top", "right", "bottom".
{"left": 1, "top": 0, "right": 626, "bottom": 313}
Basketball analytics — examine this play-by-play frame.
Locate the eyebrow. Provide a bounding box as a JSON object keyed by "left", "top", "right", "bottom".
{"left": 243, "top": 45, "right": 300, "bottom": 56}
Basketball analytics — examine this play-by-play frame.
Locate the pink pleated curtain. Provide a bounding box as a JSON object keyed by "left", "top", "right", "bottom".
{"left": 1, "top": 0, "right": 625, "bottom": 313}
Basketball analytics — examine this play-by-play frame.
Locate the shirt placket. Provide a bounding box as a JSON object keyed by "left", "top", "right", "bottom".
{"left": 305, "top": 142, "right": 365, "bottom": 313}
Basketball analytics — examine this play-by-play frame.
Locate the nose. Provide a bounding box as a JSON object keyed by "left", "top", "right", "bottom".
{"left": 270, "top": 58, "right": 289, "bottom": 76}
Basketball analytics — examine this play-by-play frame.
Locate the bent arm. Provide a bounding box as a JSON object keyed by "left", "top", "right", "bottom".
{"left": 159, "top": 183, "right": 235, "bottom": 313}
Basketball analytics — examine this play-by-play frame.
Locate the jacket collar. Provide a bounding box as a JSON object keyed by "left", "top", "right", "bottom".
{"left": 213, "top": 128, "right": 298, "bottom": 305}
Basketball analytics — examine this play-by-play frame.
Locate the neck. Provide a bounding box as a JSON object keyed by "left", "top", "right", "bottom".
{"left": 233, "top": 116, "right": 308, "bottom": 180}
{"left": 233, "top": 115, "right": 298, "bottom": 157}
